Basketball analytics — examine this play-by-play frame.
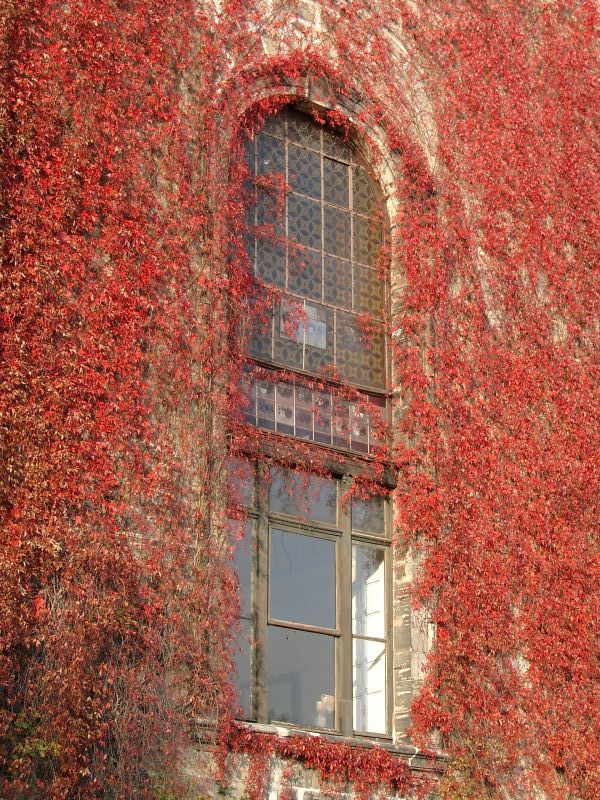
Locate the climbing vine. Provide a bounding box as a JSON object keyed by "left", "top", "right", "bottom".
{"left": 0, "top": 1, "right": 598, "bottom": 799}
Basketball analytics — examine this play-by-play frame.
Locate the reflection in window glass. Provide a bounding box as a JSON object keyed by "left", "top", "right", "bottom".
{"left": 228, "top": 519, "right": 252, "bottom": 617}
{"left": 268, "top": 627, "right": 335, "bottom": 729}
{"left": 270, "top": 529, "right": 335, "bottom": 629}
{"left": 233, "top": 618, "right": 252, "bottom": 718}
{"left": 353, "top": 638, "right": 386, "bottom": 734}
{"left": 269, "top": 467, "right": 336, "bottom": 524}
{"left": 351, "top": 495, "right": 385, "bottom": 534}
{"left": 352, "top": 546, "right": 385, "bottom": 638}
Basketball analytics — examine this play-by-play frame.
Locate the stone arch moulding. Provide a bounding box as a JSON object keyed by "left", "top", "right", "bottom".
{"left": 213, "top": 69, "right": 438, "bottom": 744}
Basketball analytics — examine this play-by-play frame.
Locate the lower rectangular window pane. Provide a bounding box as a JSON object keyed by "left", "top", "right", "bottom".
{"left": 352, "top": 545, "right": 385, "bottom": 638}
{"left": 233, "top": 618, "right": 252, "bottom": 718}
{"left": 353, "top": 638, "right": 386, "bottom": 734}
{"left": 228, "top": 519, "right": 252, "bottom": 617}
{"left": 267, "top": 627, "right": 335, "bottom": 729}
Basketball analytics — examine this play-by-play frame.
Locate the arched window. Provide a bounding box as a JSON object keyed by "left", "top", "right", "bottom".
{"left": 243, "top": 109, "right": 388, "bottom": 452}
{"left": 231, "top": 108, "right": 392, "bottom": 738}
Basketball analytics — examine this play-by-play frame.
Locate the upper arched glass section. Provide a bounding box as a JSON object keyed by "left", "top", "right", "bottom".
{"left": 245, "top": 108, "right": 387, "bottom": 392}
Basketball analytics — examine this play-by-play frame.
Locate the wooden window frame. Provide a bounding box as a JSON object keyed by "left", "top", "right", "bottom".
{"left": 232, "top": 461, "right": 394, "bottom": 739}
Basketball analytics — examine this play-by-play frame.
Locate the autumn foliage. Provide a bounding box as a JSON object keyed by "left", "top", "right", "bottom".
{"left": 0, "top": 1, "right": 598, "bottom": 799}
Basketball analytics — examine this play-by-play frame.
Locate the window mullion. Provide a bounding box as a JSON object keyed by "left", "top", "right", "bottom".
{"left": 338, "top": 475, "right": 353, "bottom": 736}
{"left": 255, "top": 461, "right": 269, "bottom": 723}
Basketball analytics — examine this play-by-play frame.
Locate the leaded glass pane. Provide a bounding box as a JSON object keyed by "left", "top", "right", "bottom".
{"left": 263, "top": 113, "right": 286, "bottom": 138}
{"left": 288, "top": 142, "right": 321, "bottom": 200}
{"left": 354, "top": 264, "right": 383, "bottom": 316}
{"left": 279, "top": 298, "right": 304, "bottom": 344}
{"left": 323, "top": 256, "right": 352, "bottom": 309}
{"left": 287, "top": 111, "right": 321, "bottom": 150}
{"left": 257, "top": 133, "right": 286, "bottom": 176}
{"left": 353, "top": 166, "right": 379, "bottom": 215}
{"left": 353, "top": 214, "right": 382, "bottom": 266}
{"left": 336, "top": 312, "right": 385, "bottom": 388}
{"left": 288, "top": 247, "right": 322, "bottom": 300}
{"left": 324, "top": 205, "right": 351, "bottom": 259}
{"left": 323, "top": 157, "right": 349, "bottom": 208}
{"left": 245, "top": 108, "right": 389, "bottom": 446}
{"left": 275, "top": 300, "right": 303, "bottom": 369}
{"left": 323, "top": 128, "right": 351, "bottom": 162}
{"left": 256, "top": 197, "right": 285, "bottom": 238}
{"left": 256, "top": 238, "right": 286, "bottom": 288}
{"left": 288, "top": 193, "right": 322, "bottom": 250}
{"left": 248, "top": 302, "right": 273, "bottom": 361}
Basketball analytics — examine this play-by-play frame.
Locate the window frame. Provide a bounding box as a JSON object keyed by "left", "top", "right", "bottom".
{"left": 231, "top": 460, "right": 394, "bottom": 739}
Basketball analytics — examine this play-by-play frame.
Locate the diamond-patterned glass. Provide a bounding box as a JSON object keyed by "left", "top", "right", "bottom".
{"left": 275, "top": 299, "right": 303, "bottom": 369}
{"left": 263, "top": 114, "right": 286, "bottom": 139}
{"left": 336, "top": 312, "right": 385, "bottom": 387}
{"left": 353, "top": 215, "right": 382, "bottom": 266}
{"left": 354, "top": 264, "right": 382, "bottom": 316}
{"left": 245, "top": 108, "right": 388, "bottom": 426}
{"left": 256, "top": 192, "right": 284, "bottom": 234}
{"left": 324, "top": 256, "right": 352, "bottom": 309}
{"left": 288, "top": 194, "right": 322, "bottom": 250}
{"left": 323, "top": 128, "right": 351, "bottom": 162}
{"left": 288, "top": 142, "right": 321, "bottom": 200}
{"left": 256, "top": 238, "right": 286, "bottom": 288}
{"left": 324, "top": 206, "right": 351, "bottom": 260}
{"left": 257, "top": 133, "right": 286, "bottom": 176}
{"left": 353, "top": 166, "right": 379, "bottom": 215}
{"left": 323, "top": 158, "right": 349, "bottom": 208}
{"left": 248, "top": 301, "right": 273, "bottom": 361}
{"left": 288, "top": 246, "right": 322, "bottom": 300}
{"left": 287, "top": 111, "right": 321, "bottom": 150}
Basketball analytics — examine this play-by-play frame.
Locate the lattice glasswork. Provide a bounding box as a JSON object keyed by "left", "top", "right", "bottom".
{"left": 242, "top": 371, "right": 386, "bottom": 455}
{"left": 245, "top": 107, "right": 389, "bottom": 438}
